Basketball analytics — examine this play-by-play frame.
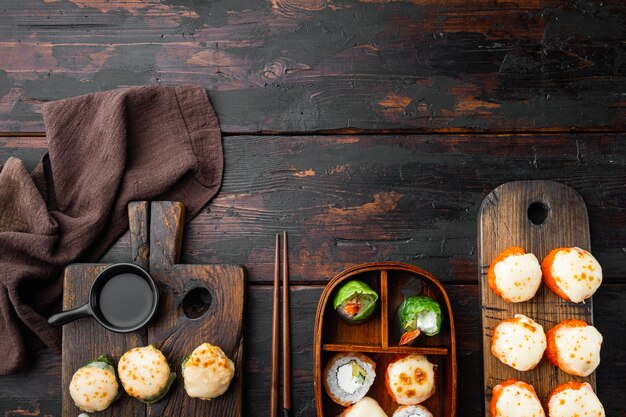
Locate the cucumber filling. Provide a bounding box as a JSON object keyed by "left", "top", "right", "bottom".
{"left": 335, "top": 360, "right": 366, "bottom": 395}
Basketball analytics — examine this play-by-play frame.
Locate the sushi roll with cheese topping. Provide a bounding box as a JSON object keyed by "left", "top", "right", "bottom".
{"left": 542, "top": 247, "right": 602, "bottom": 303}
{"left": 393, "top": 405, "right": 433, "bottom": 417}
{"left": 333, "top": 280, "right": 379, "bottom": 324}
{"left": 182, "top": 343, "right": 235, "bottom": 400}
{"left": 118, "top": 345, "right": 176, "bottom": 403}
{"left": 546, "top": 319, "right": 602, "bottom": 377}
{"left": 323, "top": 352, "right": 376, "bottom": 406}
{"left": 385, "top": 354, "right": 436, "bottom": 405}
{"left": 338, "top": 397, "right": 388, "bottom": 417}
{"left": 69, "top": 355, "right": 120, "bottom": 412}
{"left": 487, "top": 247, "right": 542, "bottom": 303}
{"left": 547, "top": 382, "right": 605, "bottom": 417}
{"left": 489, "top": 379, "right": 545, "bottom": 417}
{"left": 491, "top": 314, "right": 546, "bottom": 371}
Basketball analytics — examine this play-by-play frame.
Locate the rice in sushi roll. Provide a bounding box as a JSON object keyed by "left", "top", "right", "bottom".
{"left": 333, "top": 280, "right": 379, "bottom": 324}
{"left": 547, "top": 382, "right": 605, "bottom": 417}
{"left": 118, "top": 345, "right": 176, "bottom": 403}
{"left": 491, "top": 314, "right": 546, "bottom": 371}
{"left": 545, "top": 319, "right": 602, "bottom": 377}
{"left": 393, "top": 405, "right": 433, "bottom": 417}
{"left": 182, "top": 342, "right": 235, "bottom": 400}
{"left": 489, "top": 379, "right": 545, "bottom": 417}
{"left": 323, "top": 352, "right": 376, "bottom": 406}
{"left": 69, "top": 355, "right": 120, "bottom": 412}
{"left": 338, "top": 397, "right": 388, "bottom": 417}
{"left": 487, "top": 246, "right": 542, "bottom": 303}
{"left": 385, "top": 354, "right": 436, "bottom": 405}
{"left": 542, "top": 247, "right": 602, "bottom": 303}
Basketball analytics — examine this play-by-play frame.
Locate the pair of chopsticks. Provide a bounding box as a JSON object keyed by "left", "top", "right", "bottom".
{"left": 271, "top": 232, "right": 291, "bottom": 417}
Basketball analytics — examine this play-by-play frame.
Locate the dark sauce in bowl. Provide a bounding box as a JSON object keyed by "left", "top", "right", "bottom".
{"left": 98, "top": 273, "right": 155, "bottom": 329}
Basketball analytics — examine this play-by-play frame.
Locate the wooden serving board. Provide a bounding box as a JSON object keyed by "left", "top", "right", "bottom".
{"left": 61, "top": 201, "right": 245, "bottom": 417}
{"left": 314, "top": 262, "right": 457, "bottom": 417}
{"left": 478, "top": 181, "right": 595, "bottom": 415}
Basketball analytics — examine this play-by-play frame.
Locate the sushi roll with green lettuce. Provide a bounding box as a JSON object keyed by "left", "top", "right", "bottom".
{"left": 333, "top": 280, "right": 379, "bottom": 324}
{"left": 69, "top": 355, "right": 120, "bottom": 412}
{"left": 397, "top": 296, "right": 442, "bottom": 345}
{"left": 118, "top": 345, "right": 176, "bottom": 404}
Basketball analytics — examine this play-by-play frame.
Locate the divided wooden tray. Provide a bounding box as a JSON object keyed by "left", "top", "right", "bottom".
{"left": 314, "top": 262, "right": 457, "bottom": 417}
{"left": 61, "top": 201, "right": 246, "bottom": 417}
{"left": 478, "top": 180, "right": 595, "bottom": 415}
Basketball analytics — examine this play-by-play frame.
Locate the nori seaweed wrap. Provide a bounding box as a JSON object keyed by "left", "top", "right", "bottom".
{"left": 333, "top": 280, "right": 379, "bottom": 324}
{"left": 397, "top": 295, "right": 442, "bottom": 345}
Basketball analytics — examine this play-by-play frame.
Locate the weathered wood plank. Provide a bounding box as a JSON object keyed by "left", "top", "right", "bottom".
{"left": 2, "top": 134, "right": 625, "bottom": 284}
{"left": 0, "top": 0, "right": 625, "bottom": 133}
{"left": 1, "top": 284, "right": 624, "bottom": 417}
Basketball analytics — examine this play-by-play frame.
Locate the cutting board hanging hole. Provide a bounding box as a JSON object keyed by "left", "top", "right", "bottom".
{"left": 527, "top": 201, "right": 550, "bottom": 225}
{"left": 183, "top": 287, "right": 213, "bottom": 319}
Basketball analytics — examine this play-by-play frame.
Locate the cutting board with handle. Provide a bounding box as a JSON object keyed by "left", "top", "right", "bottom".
{"left": 61, "top": 201, "right": 245, "bottom": 417}
{"left": 478, "top": 181, "right": 595, "bottom": 415}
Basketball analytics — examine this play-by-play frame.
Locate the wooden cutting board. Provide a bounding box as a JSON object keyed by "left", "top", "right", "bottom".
{"left": 478, "top": 181, "right": 595, "bottom": 415}
{"left": 61, "top": 201, "right": 245, "bottom": 417}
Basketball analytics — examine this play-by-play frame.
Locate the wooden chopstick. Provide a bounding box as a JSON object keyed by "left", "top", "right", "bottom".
{"left": 282, "top": 231, "right": 291, "bottom": 416}
{"left": 270, "top": 233, "right": 280, "bottom": 417}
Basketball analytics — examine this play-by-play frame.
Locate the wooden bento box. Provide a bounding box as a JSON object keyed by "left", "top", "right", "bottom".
{"left": 314, "top": 262, "right": 457, "bottom": 417}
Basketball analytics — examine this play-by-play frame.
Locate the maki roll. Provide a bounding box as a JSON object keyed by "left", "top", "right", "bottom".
{"left": 69, "top": 354, "right": 120, "bottom": 412}
{"left": 386, "top": 354, "right": 436, "bottom": 405}
{"left": 333, "top": 280, "right": 379, "bottom": 324}
{"left": 548, "top": 382, "right": 605, "bottom": 417}
{"left": 118, "top": 345, "right": 176, "bottom": 403}
{"left": 546, "top": 319, "right": 602, "bottom": 377}
{"left": 490, "top": 379, "right": 545, "bottom": 417}
{"left": 396, "top": 296, "right": 442, "bottom": 345}
{"left": 487, "top": 246, "right": 542, "bottom": 303}
{"left": 323, "top": 352, "right": 376, "bottom": 406}
{"left": 338, "top": 397, "right": 388, "bottom": 417}
{"left": 182, "top": 343, "right": 235, "bottom": 400}
{"left": 542, "top": 247, "right": 602, "bottom": 303}
{"left": 393, "top": 405, "right": 433, "bottom": 417}
{"left": 491, "top": 314, "right": 546, "bottom": 372}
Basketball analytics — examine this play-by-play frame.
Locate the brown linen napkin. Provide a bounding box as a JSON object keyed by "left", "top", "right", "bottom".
{"left": 0, "top": 85, "right": 223, "bottom": 375}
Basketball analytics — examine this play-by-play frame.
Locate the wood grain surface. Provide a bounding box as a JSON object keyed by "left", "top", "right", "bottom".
{"left": 1, "top": 0, "right": 625, "bottom": 133}
{"left": 1, "top": 136, "right": 625, "bottom": 417}
{"left": 61, "top": 202, "right": 245, "bottom": 417}
{"left": 478, "top": 181, "right": 595, "bottom": 414}
{"left": 314, "top": 263, "right": 456, "bottom": 417}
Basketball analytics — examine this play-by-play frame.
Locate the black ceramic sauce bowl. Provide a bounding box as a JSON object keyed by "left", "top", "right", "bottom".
{"left": 48, "top": 263, "right": 159, "bottom": 333}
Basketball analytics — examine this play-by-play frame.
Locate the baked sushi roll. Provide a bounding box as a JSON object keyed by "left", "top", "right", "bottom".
{"left": 386, "top": 354, "right": 435, "bottom": 405}
{"left": 324, "top": 352, "right": 376, "bottom": 406}
{"left": 487, "top": 246, "right": 542, "bottom": 303}
{"left": 118, "top": 345, "right": 176, "bottom": 403}
{"left": 393, "top": 405, "right": 433, "bottom": 417}
{"left": 333, "top": 280, "right": 379, "bottom": 324}
{"left": 490, "top": 379, "right": 545, "bottom": 417}
{"left": 547, "top": 382, "right": 605, "bottom": 417}
{"left": 542, "top": 247, "right": 602, "bottom": 303}
{"left": 338, "top": 397, "right": 388, "bottom": 417}
{"left": 182, "top": 343, "right": 235, "bottom": 400}
{"left": 69, "top": 355, "right": 120, "bottom": 412}
{"left": 491, "top": 314, "right": 546, "bottom": 371}
{"left": 396, "top": 295, "right": 442, "bottom": 346}
{"left": 546, "top": 319, "right": 602, "bottom": 376}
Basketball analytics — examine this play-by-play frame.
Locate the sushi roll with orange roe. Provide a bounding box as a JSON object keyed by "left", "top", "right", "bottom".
{"left": 545, "top": 319, "right": 602, "bottom": 377}
{"left": 488, "top": 246, "right": 542, "bottom": 303}
{"left": 490, "top": 379, "right": 545, "bottom": 417}
{"left": 491, "top": 314, "right": 546, "bottom": 372}
{"left": 547, "top": 382, "right": 605, "bottom": 417}
{"left": 541, "top": 247, "right": 602, "bottom": 303}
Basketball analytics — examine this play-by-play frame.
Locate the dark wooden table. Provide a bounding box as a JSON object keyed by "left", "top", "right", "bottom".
{"left": 1, "top": 1, "right": 625, "bottom": 416}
